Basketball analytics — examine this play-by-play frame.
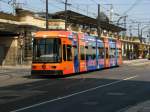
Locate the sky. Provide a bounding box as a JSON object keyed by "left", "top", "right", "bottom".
{"left": 0, "top": 0, "right": 150, "bottom": 37}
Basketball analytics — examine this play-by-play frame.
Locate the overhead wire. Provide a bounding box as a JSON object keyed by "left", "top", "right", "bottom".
{"left": 123, "top": 0, "right": 141, "bottom": 15}
{"left": 51, "top": 0, "right": 98, "bottom": 17}
{"left": 1, "top": 0, "right": 149, "bottom": 28}
{"left": 90, "top": 0, "right": 98, "bottom": 5}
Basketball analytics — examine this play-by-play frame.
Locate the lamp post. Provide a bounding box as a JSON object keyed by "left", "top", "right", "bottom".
{"left": 65, "top": 0, "right": 68, "bottom": 30}
{"left": 148, "top": 29, "right": 150, "bottom": 44}
{"left": 63, "top": 0, "right": 71, "bottom": 30}
{"left": 96, "top": 4, "right": 100, "bottom": 68}
{"left": 129, "top": 25, "right": 132, "bottom": 37}
{"left": 97, "top": 4, "right": 101, "bottom": 37}
{"left": 148, "top": 29, "right": 150, "bottom": 58}
{"left": 46, "top": 0, "right": 48, "bottom": 30}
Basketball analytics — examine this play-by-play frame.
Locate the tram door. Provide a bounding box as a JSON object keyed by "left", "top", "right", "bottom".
{"left": 73, "top": 47, "right": 79, "bottom": 73}
{"left": 73, "top": 34, "right": 79, "bottom": 73}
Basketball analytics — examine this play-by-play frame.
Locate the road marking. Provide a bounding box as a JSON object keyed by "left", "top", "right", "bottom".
{"left": 11, "top": 75, "right": 138, "bottom": 112}
{"left": 123, "top": 75, "right": 138, "bottom": 80}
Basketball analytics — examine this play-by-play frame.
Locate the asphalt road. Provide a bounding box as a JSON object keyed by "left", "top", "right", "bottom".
{"left": 0, "top": 60, "right": 150, "bottom": 112}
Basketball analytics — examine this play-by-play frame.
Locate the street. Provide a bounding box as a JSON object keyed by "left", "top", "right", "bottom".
{"left": 0, "top": 59, "right": 150, "bottom": 112}
{"left": 0, "top": 0, "right": 150, "bottom": 111}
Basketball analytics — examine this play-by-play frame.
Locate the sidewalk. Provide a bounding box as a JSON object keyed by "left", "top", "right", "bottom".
{"left": 0, "top": 65, "right": 31, "bottom": 69}
{"left": 124, "top": 100, "right": 150, "bottom": 112}
{"left": 123, "top": 59, "right": 148, "bottom": 64}
{"left": 0, "top": 65, "right": 38, "bottom": 87}
{"left": 0, "top": 65, "right": 31, "bottom": 76}
{"left": 123, "top": 59, "right": 150, "bottom": 66}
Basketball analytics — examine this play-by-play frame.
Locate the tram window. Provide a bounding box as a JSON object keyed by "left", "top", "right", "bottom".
{"left": 63, "top": 45, "right": 66, "bottom": 61}
{"left": 92, "top": 46, "right": 96, "bottom": 49}
{"left": 110, "top": 48, "right": 115, "bottom": 58}
{"left": 98, "top": 48, "right": 104, "bottom": 59}
{"left": 116, "top": 48, "right": 120, "bottom": 58}
{"left": 85, "top": 47, "right": 88, "bottom": 60}
{"left": 67, "top": 45, "right": 72, "bottom": 61}
{"left": 73, "top": 45, "right": 77, "bottom": 48}
{"left": 80, "top": 46, "right": 85, "bottom": 60}
{"left": 88, "top": 46, "right": 92, "bottom": 60}
{"left": 106, "top": 48, "right": 109, "bottom": 59}
{"left": 92, "top": 47, "right": 96, "bottom": 60}
{"left": 93, "top": 54, "right": 96, "bottom": 60}
{"left": 109, "top": 49, "right": 112, "bottom": 58}
{"left": 86, "top": 46, "right": 93, "bottom": 60}
{"left": 85, "top": 46, "right": 88, "bottom": 49}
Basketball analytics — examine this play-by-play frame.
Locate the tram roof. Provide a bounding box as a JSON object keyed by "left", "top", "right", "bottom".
{"left": 50, "top": 10, "right": 126, "bottom": 32}
{"left": 34, "top": 31, "right": 73, "bottom": 38}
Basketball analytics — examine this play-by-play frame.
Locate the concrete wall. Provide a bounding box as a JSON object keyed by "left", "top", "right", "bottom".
{"left": 0, "top": 37, "right": 18, "bottom": 65}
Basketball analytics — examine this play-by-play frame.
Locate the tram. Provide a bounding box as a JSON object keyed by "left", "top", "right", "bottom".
{"left": 31, "top": 31, "right": 122, "bottom": 75}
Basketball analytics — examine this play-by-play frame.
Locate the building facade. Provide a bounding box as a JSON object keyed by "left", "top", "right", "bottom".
{"left": 0, "top": 9, "right": 149, "bottom": 66}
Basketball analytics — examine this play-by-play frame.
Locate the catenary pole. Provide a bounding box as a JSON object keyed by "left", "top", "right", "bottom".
{"left": 46, "top": 0, "right": 48, "bottom": 30}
